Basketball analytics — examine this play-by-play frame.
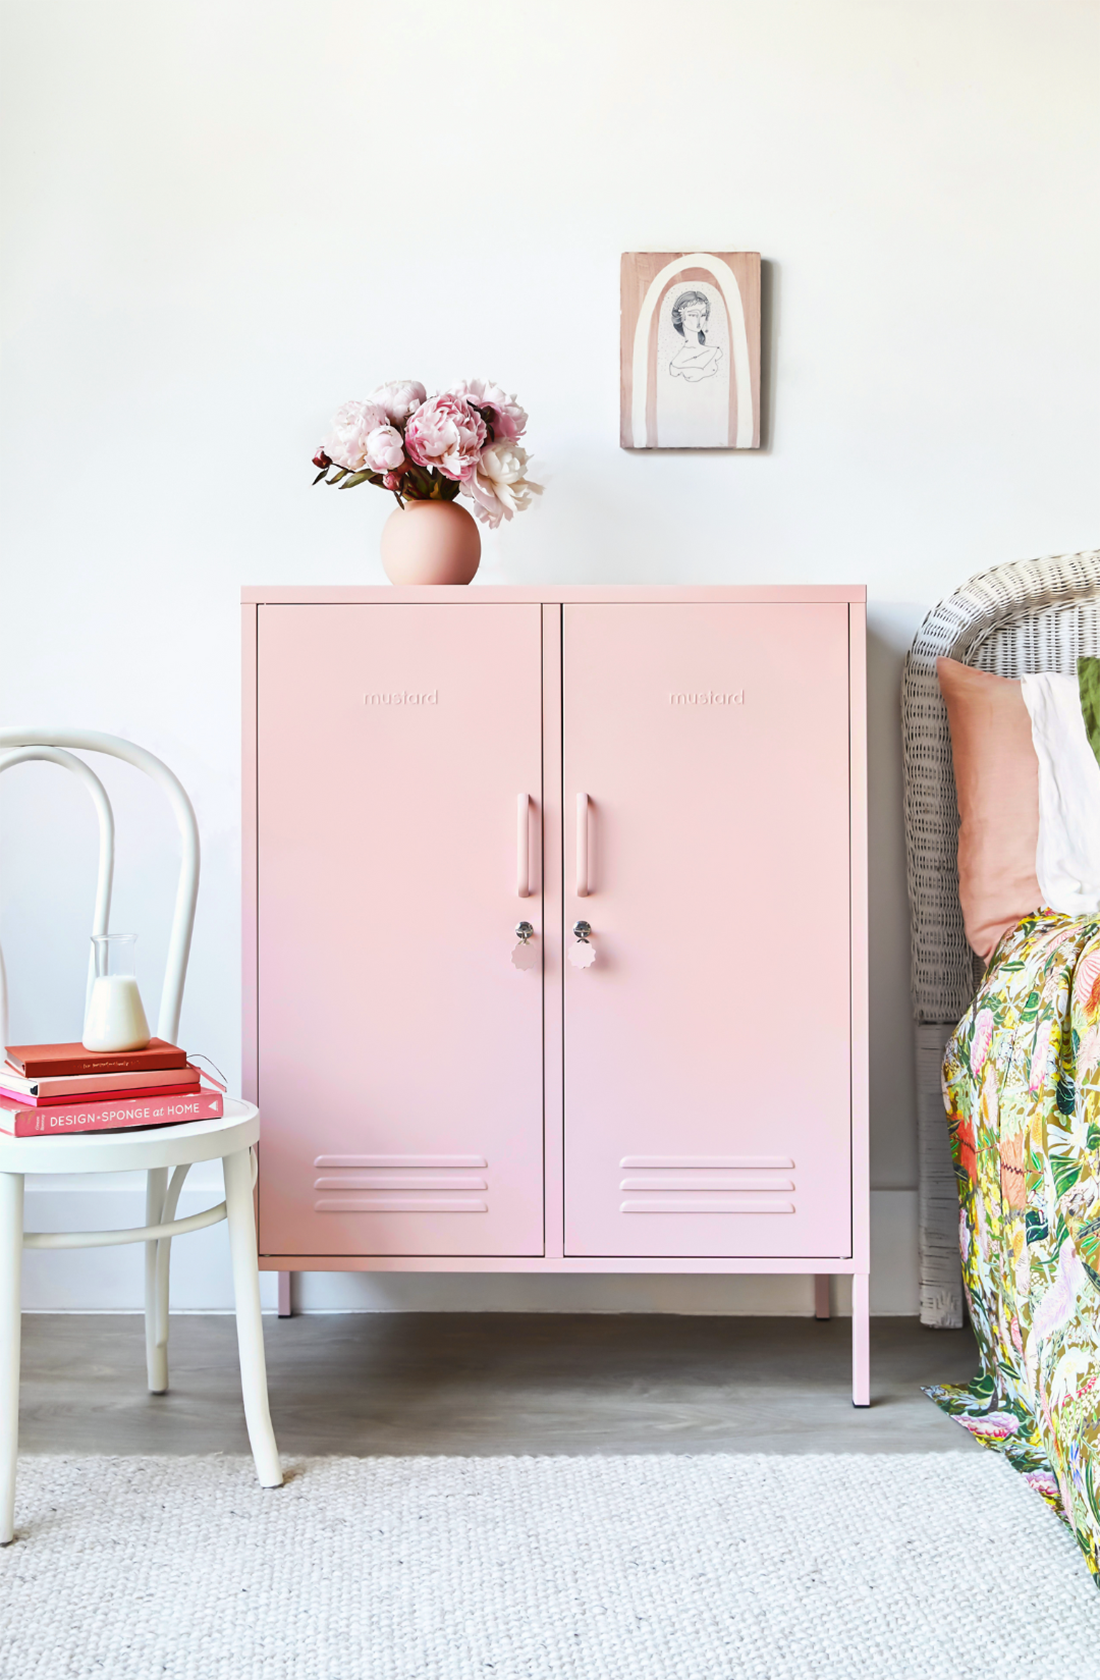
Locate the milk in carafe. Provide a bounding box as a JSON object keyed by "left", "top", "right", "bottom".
{"left": 82, "top": 934, "right": 151, "bottom": 1053}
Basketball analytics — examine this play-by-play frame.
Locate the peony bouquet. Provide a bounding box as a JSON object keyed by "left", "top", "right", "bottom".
{"left": 312, "top": 380, "right": 541, "bottom": 529}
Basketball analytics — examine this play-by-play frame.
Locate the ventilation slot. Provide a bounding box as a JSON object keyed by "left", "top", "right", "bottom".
{"left": 312, "top": 1154, "right": 489, "bottom": 1214}
{"left": 618, "top": 1154, "right": 795, "bottom": 1215}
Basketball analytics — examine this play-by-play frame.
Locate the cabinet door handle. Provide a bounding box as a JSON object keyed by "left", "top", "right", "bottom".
{"left": 517, "top": 793, "right": 531, "bottom": 898}
{"left": 576, "top": 791, "right": 590, "bottom": 897}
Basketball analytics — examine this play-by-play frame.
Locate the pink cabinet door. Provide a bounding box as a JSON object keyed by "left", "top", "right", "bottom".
{"left": 256, "top": 604, "right": 545, "bottom": 1257}
{"left": 562, "top": 603, "right": 852, "bottom": 1258}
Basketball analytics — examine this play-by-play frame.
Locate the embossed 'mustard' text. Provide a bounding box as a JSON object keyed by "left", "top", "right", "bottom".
{"left": 364, "top": 690, "right": 439, "bottom": 706}
{"left": 669, "top": 690, "right": 744, "bottom": 706}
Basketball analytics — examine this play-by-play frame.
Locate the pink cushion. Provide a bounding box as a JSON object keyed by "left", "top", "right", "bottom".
{"left": 937, "top": 658, "right": 1042, "bottom": 961}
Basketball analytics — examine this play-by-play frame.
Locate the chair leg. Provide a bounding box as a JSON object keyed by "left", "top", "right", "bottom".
{"left": 144, "top": 1168, "right": 169, "bottom": 1393}
{"left": 0, "top": 1172, "right": 24, "bottom": 1544}
{"left": 148, "top": 1164, "right": 191, "bottom": 1397}
{"left": 223, "top": 1149, "right": 282, "bottom": 1487}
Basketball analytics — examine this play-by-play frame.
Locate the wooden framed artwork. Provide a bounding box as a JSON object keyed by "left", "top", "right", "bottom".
{"left": 620, "top": 252, "right": 761, "bottom": 450}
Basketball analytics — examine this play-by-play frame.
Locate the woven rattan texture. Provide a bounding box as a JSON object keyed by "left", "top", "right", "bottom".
{"left": 902, "top": 548, "right": 1100, "bottom": 1324}
{"left": 902, "top": 548, "right": 1100, "bottom": 1026}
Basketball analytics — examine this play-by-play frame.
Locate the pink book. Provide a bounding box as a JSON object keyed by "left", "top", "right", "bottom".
{"left": 0, "top": 1079, "right": 201, "bottom": 1108}
{"left": 0, "top": 1063, "right": 203, "bottom": 1100}
{"left": 0, "top": 1088, "right": 224, "bottom": 1138}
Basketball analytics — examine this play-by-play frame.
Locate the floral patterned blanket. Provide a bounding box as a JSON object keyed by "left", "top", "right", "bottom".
{"left": 930, "top": 910, "right": 1100, "bottom": 1581}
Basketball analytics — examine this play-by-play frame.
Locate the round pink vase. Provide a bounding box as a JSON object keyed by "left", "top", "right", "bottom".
{"left": 379, "top": 499, "right": 482, "bottom": 585}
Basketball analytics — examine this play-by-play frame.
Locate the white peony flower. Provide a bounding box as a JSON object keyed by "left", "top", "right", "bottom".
{"left": 369, "top": 380, "right": 427, "bottom": 425}
{"left": 462, "top": 442, "right": 543, "bottom": 528}
{"left": 364, "top": 424, "right": 406, "bottom": 473}
{"left": 322, "top": 400, "right": 389, "bottom": 471}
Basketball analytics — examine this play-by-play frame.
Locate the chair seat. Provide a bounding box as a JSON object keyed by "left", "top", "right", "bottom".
{"left": 0, "top": 1098, "right": 258, "bottom": 1175}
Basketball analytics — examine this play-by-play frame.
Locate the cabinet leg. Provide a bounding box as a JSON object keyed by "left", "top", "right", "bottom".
{"left": 813, "top": 1274, "right": 831, "bottom": 1320}
{"left": 0, "top": 1173, "right": 24, "bottom": 1545}
{"left": 852, "top": 1273, "right": 870, "bottom": 1407}
{"left": 277, "top": 1271, "right": 293, "bottom": 1318}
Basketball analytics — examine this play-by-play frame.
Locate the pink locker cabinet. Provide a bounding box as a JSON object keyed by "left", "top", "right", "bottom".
{"left": 243, "top": 585, "right": 870, "bottom": 1404}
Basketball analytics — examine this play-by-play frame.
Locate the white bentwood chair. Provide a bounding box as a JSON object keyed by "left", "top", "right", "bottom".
{"left": 0, "top": 728, "right": 282, "bottom": 1543}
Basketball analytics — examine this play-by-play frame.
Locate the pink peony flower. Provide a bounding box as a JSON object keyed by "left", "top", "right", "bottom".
{"left": 462, "top": 441, "right": 542, "bottom": 528}
{"left": 1022, "top": 1469, "right": 1063, "bottom": 1512}
{"left": 960, "top": 1411, "right": 1020, "bottom": 1440}
{"left": 365, "top": 424, "right": 405, "bottom": 473}
{"left": 1078, "top": 1024, "right": 1100, "bottom": 1076}
{"left": 1031, "top": 1243, "right": 1088, "bottom": 1345}
{"left": 447, "top": 379, "right": 527, "bottom": 443}
{"left": 1076, "top": 946, "right": 1100, "bottom": 1016}
{"left": 369, "top": 380, "right": 427, "bottom": 425}
{"left": 1028, "top": 1019, "right": 1056, "bottom": 1093}
{"left": 404, "top": 393, "right": 487, "bottom": 482}
{"left": 322, "top": 400, "right": 389, "bottom": 472}
{"left": 970, "top": 1008, "right": 995, "bottom": 1079}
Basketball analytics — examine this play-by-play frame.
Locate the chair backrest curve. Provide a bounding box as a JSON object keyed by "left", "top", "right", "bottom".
{"left": 0, "top": 727, "right": 200, "bottom": 1048}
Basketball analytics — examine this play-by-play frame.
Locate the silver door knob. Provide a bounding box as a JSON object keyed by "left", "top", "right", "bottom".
{"left": 511, "top": 921, "right": 537, "bottom": 972}
{"left": 569, "top": 921, "right": 596, "bottom": 969}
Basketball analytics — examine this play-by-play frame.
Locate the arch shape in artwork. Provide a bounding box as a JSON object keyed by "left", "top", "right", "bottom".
{"left": 631, "top": 253, "right": 754, "bottom": 449}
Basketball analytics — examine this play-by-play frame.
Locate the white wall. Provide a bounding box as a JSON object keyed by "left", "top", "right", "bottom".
{"left": 2, "top": 0, "right": 1097, "bottom": 1314}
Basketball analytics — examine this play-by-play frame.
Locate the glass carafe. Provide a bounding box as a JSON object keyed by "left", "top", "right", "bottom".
{"left": 82, "top": 934, "right": 151, "bottom": 1053}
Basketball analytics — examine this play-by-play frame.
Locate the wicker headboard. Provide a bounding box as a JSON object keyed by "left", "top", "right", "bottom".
{"left": 901, "top": 547, "right": 1100, "bottom": 1325}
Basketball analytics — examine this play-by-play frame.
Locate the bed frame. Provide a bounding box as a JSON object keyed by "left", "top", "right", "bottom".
{"left": 902, "top": 546, "right": 1100, "bottom": 1326}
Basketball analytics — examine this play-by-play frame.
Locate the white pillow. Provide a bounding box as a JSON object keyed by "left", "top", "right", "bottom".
{"left": 1021, "top": 671, "right": 1100, "bottom": 916}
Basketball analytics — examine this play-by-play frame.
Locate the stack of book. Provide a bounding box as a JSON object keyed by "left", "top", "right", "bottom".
{"left": 0, "top": 1039, "right": 223, "bottom": 1137}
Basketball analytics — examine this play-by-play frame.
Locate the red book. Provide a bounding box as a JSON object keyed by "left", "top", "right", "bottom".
{"left": 0, "top": 1080, "right": 201, "bottom": 1108}
{"left": 3, "top": 1038, "right": 188, "bottom": 1079}
{"left": 0, "top": 1088, "right": 223, "bottom": 1138}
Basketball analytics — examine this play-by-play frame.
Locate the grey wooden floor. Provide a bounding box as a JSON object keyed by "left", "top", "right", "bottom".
{"left": 17, "top": 1314, "right": 982, "bottom": 1457}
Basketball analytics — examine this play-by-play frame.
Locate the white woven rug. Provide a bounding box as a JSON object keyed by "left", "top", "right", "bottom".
{"left": 1, "top": 1452, "right": 1097, "bottom": 1679}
